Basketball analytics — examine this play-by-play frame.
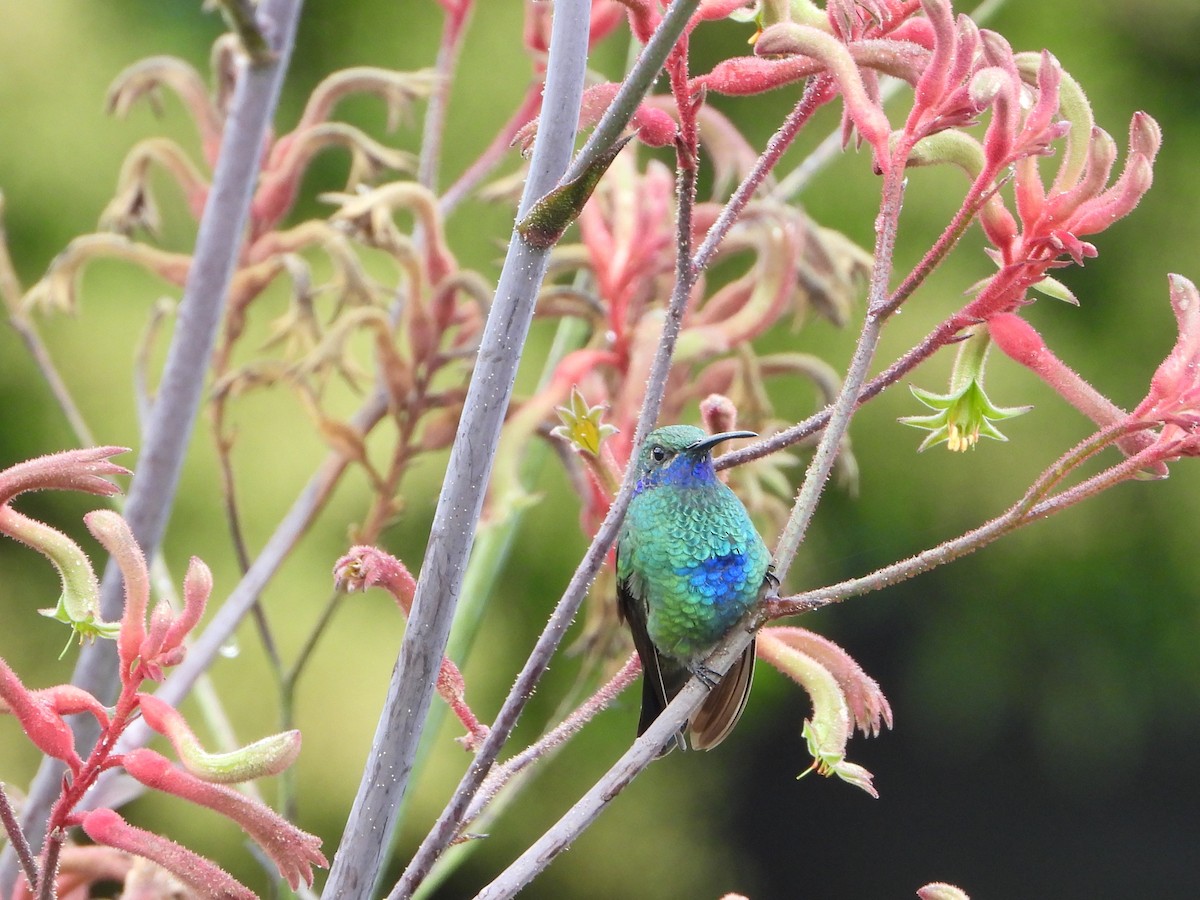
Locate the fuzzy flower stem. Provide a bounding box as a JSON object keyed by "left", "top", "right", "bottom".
{"left": 0, "top": 785, "right": 38, "bottom": 893}
{"left": 35, "top": 830, "right": 62, "bottom": 900}
{"left": 1, "top": 9, "right": 304, "bottom": 890}
{"left": 880, "top": 176, "right": 1003, "bottom": 318}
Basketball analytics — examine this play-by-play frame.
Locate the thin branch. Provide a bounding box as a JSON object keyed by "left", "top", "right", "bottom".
{"left": 772, "top": 151, "right": 908, "bottom": 578}
{"left": 0, "top": 785, "right": 38, "bottom": 894}
{"left": 462, "top": 654, "right": 641, "bottom": 826}
{"left": 474, "top": 613, "right": 757, "bottom": 899}
{"left": 769, "top": 420, "right": 1163, "bottom": 616}
{"left": 34, "top": 829, "right": 63, "bottom": 900}
{"left": 322, "top": 2, "right": 593, "bottom": 897}
{"left": 696, "top": 75, "right": 832, "bottom": 270}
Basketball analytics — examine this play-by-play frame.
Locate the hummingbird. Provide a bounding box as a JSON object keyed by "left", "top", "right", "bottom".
{"left": 616, "top": 425, "right": 773, "bottom": 755}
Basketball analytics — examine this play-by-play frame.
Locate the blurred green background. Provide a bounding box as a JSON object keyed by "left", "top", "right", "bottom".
{"left": 2, "top": 1, "right": 1199, "bottom": 898}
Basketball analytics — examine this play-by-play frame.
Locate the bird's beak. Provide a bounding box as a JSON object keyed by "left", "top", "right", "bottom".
{"left": 687, "top": 430, "right": 758, "bottom": 455}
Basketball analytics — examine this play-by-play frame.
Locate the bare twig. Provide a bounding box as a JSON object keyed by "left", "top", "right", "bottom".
{"left": 769, "top": 421, "right": 1164, "bottom": 616}
{"left": 696, "top": 76, "right": 832, "bottom": 270}
{"left": 0, "top": 785, "right": 38, "bottom": 894}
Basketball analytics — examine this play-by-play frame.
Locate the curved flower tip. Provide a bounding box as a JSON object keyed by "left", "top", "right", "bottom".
{"left": 138, "top": 693, "right": 301, "bottom": 782}
{"left": 121, "top": 749, "right": 328, "bottom": 889}
{"left": 918, "top": 883, "right": 972, "bottom": 900}
{"left": 0, "top": 446, "right": 131, "bottom": 506}
{"left": 800, "top": 720, "right": 879, "bottom": 799}
{"left": 84, "top": 509, "right": 151, "bottom": 673}
{"left": 0, "top": 504, "right": 110, "bottom": 650}
{"left": 81, "top": 808, "right": 256, "bottom": 900}
{"left": 131, "top": 555, "right": 213, "bottom": 682}
{"left": 1131, "top": 274, "right": 1200, "bottom": 458}
{"left": 757, "top": 629, "right": 882, "bottom": 796}
{"left": 761, "top": 627, "right": 892, "bottom": 736}
{"left": 700, "top": 394, "right": 740, "bottom": 437}
{"left": 333, "top": 545, "right": 417, "bottom": 614}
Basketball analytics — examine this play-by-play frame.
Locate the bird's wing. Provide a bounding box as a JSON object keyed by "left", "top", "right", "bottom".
{"left": 688, "top": 564, "right": 776, "bottom": 751}
{"left": 616, "top": 548, "right": 684, "bottom": 755}
{"left": 688, "top": 637, "right": 755, "bottom": 751}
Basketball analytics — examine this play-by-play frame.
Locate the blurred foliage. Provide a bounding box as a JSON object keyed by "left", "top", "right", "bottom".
{"left": 1, "top": 1, "right": 1198, "bottom": 898}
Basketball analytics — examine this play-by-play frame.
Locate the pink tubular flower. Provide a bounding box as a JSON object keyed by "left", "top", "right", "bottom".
{"left": 989, "top": 313, "right": 1164, "bottom": 470}
{"left": 0, "top": 446, "right": 130, "bottom": 507}
{"left": 83, "top": 510, "right": 151, "bottom": 678}
{"left": 1132, "top": 274, "right": 1200, "bottom": 457}
{"left": 82, "top": 512, "right": 211, "bottom": 683}
{"left": 0, "top": 658, "right": 83, "bottom": 772}
{"left": 334, "top": 544, "right": 416, "bottom": 613}
{"left": 334, "top": 545, "right": 489, "bottom": 748}
{"left": 139, "top": 557, "right": 211, "bottom": 679}
{"left": 121, "top": 749, "right": 327, "bottom": 889}
{"left": 81, "top": 808, "right": 256, "bottom": 900}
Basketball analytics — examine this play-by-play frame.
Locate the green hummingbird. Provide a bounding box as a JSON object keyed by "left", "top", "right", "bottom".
{"left": 617, "top": 425, "right": 772, "bottom": 754}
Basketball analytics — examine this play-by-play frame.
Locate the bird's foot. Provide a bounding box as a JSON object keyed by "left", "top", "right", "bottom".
{"left": 687, "top": 662, "right": 720, "bottom": 688}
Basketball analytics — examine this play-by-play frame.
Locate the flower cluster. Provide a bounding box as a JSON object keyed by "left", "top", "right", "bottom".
{"left": 0, "top": 449, "right": 324, "bottom": 898}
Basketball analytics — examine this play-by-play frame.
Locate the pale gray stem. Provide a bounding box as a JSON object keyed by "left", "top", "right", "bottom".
{"left": 0, "top": 4, "right": 303, "bottom": 893}
{"left": 389, "top": 4, "right": 706, "bottom": 886}
{"left": 321, "top": 2, "right": 592, "bottom": 897}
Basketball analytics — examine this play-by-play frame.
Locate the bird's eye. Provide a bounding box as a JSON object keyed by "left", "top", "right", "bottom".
{"left": 651, "top": 445, "right": 667, "bottom": 462}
